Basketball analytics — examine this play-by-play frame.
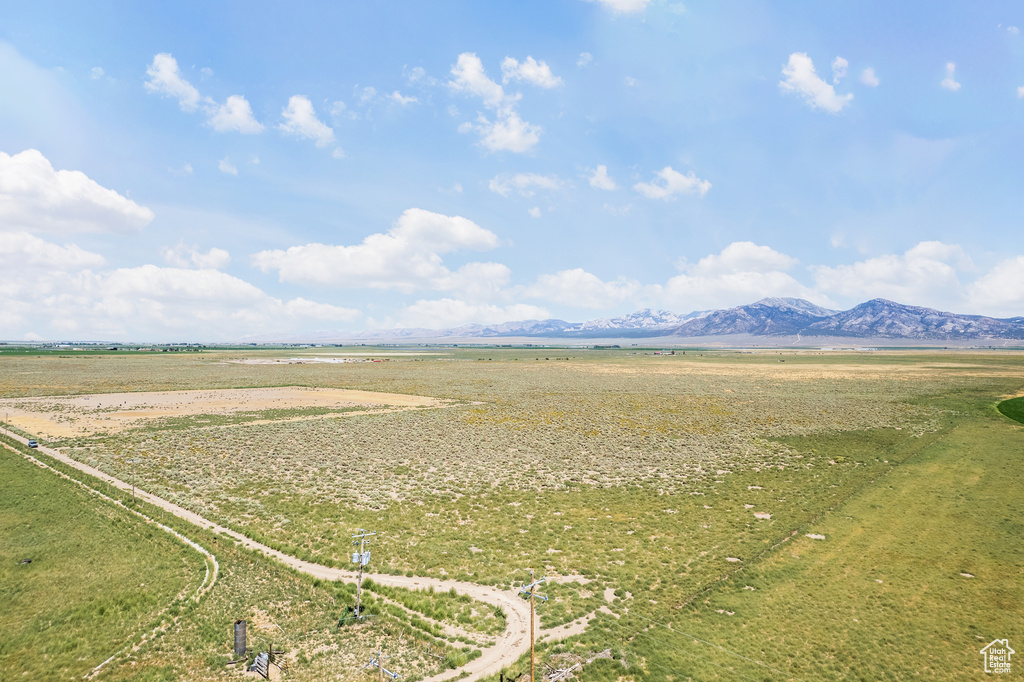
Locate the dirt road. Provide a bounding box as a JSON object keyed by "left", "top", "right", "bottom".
{"left": 1, "top": 429, "right": 534, "bottom": 682}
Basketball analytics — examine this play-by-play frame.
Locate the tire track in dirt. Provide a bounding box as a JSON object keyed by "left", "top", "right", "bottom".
{"left": 2, "top": 429, "right": 535, "bottom": 682}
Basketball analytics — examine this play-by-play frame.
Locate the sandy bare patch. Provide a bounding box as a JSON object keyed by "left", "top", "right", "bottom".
{"left": 0, "top": 386, "right": 448, "bottom": 439}
{"left": 806, "top": 533, "right": 826, "bottom": 540}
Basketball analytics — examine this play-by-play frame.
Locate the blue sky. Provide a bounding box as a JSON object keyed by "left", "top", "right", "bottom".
{"left": 2, "top": 1, "right": 1023, "bottom": 341}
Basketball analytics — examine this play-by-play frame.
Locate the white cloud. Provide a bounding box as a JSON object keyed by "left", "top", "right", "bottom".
{"left": 1008, "top": 25, "right": 1019, "bottom": 35}
{"left": 501, "top": 56, "right": 563, "bottom": 88}
{"left": 588, "top": 165, "right": 617, "bottom": 190}
{"left": 145, "top": 53, "right": 265, "bottom": 136}
{"left": 967, "top": 256, "right": 1024, "bottom": 317}
{"left": 218, "top": 158, "right": 238, "bottom": 176}
{"left": 207, "top": 94, "right": 264, "bottom": 133}
{"left": 0, "top": 231, "right": 106, "bottom": 270}
{"left": 397, "top": 299, "right": 550, "bottom": 329}
{"left": 359, "top": 86, "right": 377, "bottom": 104}
{"left": 634, "top": 166, "right": 711, "bottom": 199}
{"left": 144, "top": 53, "right": 201, "bottom": 112}
{"left": 388, "top": 90, "right": 418, "bottom": 105}
{"left": 169, "top": 162, "right": 193, "bottom": 176}
{"left": 332, "top": 147, "right": 346, "bottom": 160}
{"left": 252, "top": 208, "right": 503, "bottom": 292}
{"left": 90, "top": 66, "right": 105, "bottom": 80}
{"left": 471, "top": 111, "right": 541, "bottom": 153}
{"left": 812, "top": 241, "right": 971, "bottom": 309}
{"left": 652, "top": 242, "right": 821, "bottom": 311}
{"left": 585, "top": 0, "right": 650, "bottom": 13}
{"left": 330, "top": 100, "right": 348, "bottom": 116}
{"left": 528, "top": 207, "right": 541, "bottom": 218}
{"left": 0, "top": 259, "right": 360, "bottom": 340}
{"left": 779, "top": 52, "right": 853, "bottom": 113}
{"left": 448, "top": 52, "right": 543, "bottom": 153}
{"left": 488, "top": 172, "right": 562, "bottom": 197}
{"left": 161, "top": 243, "right": 231, "bottom": 270}
{"left": 577, "top": 52, "right": 593, "bottom": 68}
{"left": 941, "top": 62, "right": 961, "bottom": 91}
{"left": 831, "top": 56, "right": 848, "bottom": 84}
{"left": 449, "top": 52, "right": 512, "bottom": 109}
{"left": 278, "top": 95, "right": 335, "bottom": 147}
{"left": 527, "top": 268, "right": 641, "bottom": 308}
{"left": 0, "top": 149, "right": 154, "bottom": 235}
{"left": 860, "top": 67, "right": 880, "bottom": 87}
{"left": 623, "top": 76, "right": 638, "bottom": 88}
{"left": 282, "top": 297, "right": 361, "bottom": 322}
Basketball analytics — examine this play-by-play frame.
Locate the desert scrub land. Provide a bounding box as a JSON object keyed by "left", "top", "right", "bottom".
{"left": 2, "top": 347, "right": 1023, "bottom": 680}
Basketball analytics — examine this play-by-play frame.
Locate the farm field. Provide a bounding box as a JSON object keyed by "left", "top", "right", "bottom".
{"left": 0, "top": 347, "right": 1021, "bottom": 680}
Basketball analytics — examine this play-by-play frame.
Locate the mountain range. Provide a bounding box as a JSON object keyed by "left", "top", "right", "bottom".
{"left": 298, "top": 298, "right": 1024, "bottom": 343}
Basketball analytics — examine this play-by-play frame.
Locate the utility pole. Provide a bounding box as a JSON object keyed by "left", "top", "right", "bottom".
{"left": 365, "top": 647, "right": 399, "bottom": 680}
{"left": 352, "top": 529, "right": 376, "bottom": 619}
{"left": 519, "top": 571, "right": 547, "bottom": 682}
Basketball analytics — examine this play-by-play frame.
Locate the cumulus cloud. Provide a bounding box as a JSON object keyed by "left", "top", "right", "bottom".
{"left": 941, "top": 62, "right": 961, "bottom": 91}
{"left": 585, "top": 0, "right": 650, "bottom": 13}
{"left": 779, "top": 52, "right": 853, "bottom": 113}
{"left": 161, "top": 243, "right": 231, "bottom": 270}
{"left": 0, "top": 231, "right": 106, "bottom": 270}
{"left": 577, "top": 52, "right": 593, "bottom": 68}
{"left": 528, "top": 207, "right": 541, "bottom": 218}
{"left": 90, "top": 66, "right": 105, "bottom": 80}
{"left": 812, "top": 241, "right": 971, "bottom": 309}
{"left": 652, "top": 242, "right": 820, "bottom": 310}
{"left": 0, "top": 149, "right": 154, "bottom": 234}
{"left": 388, "top": 90, "right": 418, "bottom": 105}
{"left": 488, "top": 173, "right": 562, "bottom": 197}
{"left": 831, "top": 56, "right": 848, "bottom": 84}
{"left": 218, "top": 158, "right": 238, "bottom": 176}
{"left": 144, "top": 53, "right": 201, "bottom": 111}
{"left": 588, "top": 165, "right": 617, "bottom": 190}
{"left": 501, "top": 56, "right": 563, "bottom": 88}
{"left": 860, "top": 67, "right": 880, "bottom": 87}
{"left": 397, "top": 299, "right": 550, "bottom": 329}
{"left": 967, "top": 256, "right": 1024, "bottom": 317}
{"left": 448, "top": 52, "right": 544, "bottom": 153}
{"left": 1008, "top": 26, "right": 1020, "bottom": 35}
{"left": 0, "top": 254, "right": 359, "bottom": 339}
{"left": 252, "top": 208, "right": 504, "bottom": 292}
{"left": 634, "top": 166, "right": 711, "bottom": 199}
{"left": 278, "top": 95, "right": 335, "bottom": 147}
{"left": 527, "top": 268, "right": 641, "bottom": 308}
{"left": 144, "top": 53, "right": 264, "bottom": 134}
{"left": 207, "top": 94, "right": 264, "bottom": 133}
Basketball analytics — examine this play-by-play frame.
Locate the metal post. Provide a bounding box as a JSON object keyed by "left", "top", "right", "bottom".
{"left": 530, "top": 579, "right": 535, "bottom": 682}
{"left": 518, "top": 570, "right": 547, "bottom": 682}
{"left": 352, "top": 529, "right": 375, "bottom": 619}
{"left": 379, "top": 649, "right": 384, "bottom": 682}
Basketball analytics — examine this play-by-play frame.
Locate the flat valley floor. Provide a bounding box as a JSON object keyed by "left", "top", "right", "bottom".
{"left": 1, "top": 346, "right": 1021, "bottom": 681}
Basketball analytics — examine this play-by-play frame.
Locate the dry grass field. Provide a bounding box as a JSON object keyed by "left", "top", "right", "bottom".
{"left": 1, "top": 346, "right": 1022, "bottom": 680}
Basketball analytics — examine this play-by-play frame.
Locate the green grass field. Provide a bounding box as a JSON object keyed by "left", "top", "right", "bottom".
{"left": 997, "top": 396, "right": 1024, "bottom": 424}
{"left": 0, "top": 442, "right": 206, "bottom": 680}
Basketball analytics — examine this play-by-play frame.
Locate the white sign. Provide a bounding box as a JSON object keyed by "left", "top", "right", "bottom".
{"left": 981, "top": 639, "right": 1014, "bottom": 674}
